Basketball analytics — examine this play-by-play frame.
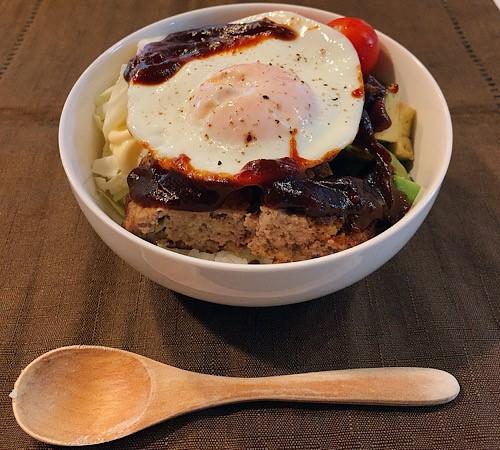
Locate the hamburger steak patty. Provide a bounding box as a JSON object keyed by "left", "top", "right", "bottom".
{"left": 246, "top": 207, "right": 374, "bottom": 263}
{"left": 124, "top": 200, "right": 253, "bottom": 254}
{"left": 123, "top": 200, "right": 374, "bottom": 263}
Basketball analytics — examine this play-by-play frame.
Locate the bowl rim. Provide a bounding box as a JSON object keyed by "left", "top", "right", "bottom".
{"left": 58, "top": 2, "right": 452, "bottom": 273}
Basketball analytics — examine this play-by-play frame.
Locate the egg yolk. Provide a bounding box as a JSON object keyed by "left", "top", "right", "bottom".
{"left": 188, "top": 62, "right": 315, "bottom": 145}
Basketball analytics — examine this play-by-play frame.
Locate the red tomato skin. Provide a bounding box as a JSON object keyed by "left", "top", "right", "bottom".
{"left": 327, "top": 17, "right": 380, "bottom": 76}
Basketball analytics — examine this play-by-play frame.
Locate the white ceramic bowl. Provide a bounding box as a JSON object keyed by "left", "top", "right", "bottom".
{"left": 59, "top": 3, "right": 452, "bottom": 307}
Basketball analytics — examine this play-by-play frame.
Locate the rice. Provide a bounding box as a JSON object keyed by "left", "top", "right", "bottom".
{"left": 168, "top": 248, "right": 257, "bottom": 264}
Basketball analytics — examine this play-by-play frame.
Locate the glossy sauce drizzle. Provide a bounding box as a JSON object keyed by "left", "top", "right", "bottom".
{"left": 124, "top": 19, "right": 297, "bottom": 85}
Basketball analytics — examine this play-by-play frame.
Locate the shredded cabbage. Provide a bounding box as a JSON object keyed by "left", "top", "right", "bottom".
{"left": 92, "top": 66, "right": 145, "bottom": 219}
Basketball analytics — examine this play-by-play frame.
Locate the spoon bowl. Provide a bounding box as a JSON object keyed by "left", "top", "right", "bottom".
{"left": 13, "top": 347, "right": 153, "bottom": 445}
{"left": 12, "top": 346, "right": 460, "bottom": 446}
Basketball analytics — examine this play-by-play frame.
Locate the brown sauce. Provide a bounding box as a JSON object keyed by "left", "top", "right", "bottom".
{"left": 128, "top": 148, "right": 407, "bottom": 231}
{"left": 233, "top": 157, "right": 300, "bottom": 186}
{"left": 154, "top": 151, "right": 302, "bottom": 186}
{"left": 364, "top": 75, "right": 392, "bottom": 133}
{"left": 124, "top": 19, "right": 297, "bottom": 85}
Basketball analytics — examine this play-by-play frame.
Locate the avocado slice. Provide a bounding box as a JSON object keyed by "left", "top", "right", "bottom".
{"left": 394, "top": 175, "right": 421, "bottom": 204}
{"left": 398, "top": 102, "right": 416, "bottom": 138}
{"left": 390, "top": 136, "right": 414, "bottom": 161}
{"left": 374, "top": 90, "right": 416, "bottom": 161}
{"left": 390, "top": 150, "right": 411, "bottom": 179}
{"left": 374, "top": 91, "right": 401, "bottom": 142}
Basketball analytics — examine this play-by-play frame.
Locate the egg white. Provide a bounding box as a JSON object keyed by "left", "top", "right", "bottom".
{"left": 127, "top": 11, "right": 364, "bottom": 177}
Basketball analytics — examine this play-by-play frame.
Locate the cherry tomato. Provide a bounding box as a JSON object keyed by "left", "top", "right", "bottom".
{"left": 327, "top": 17, "right": 380, "bottom": 76}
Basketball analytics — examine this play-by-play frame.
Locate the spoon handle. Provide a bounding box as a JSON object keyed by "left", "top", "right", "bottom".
{"left": 218, "top": 367, "right": 459, "bottom": 406}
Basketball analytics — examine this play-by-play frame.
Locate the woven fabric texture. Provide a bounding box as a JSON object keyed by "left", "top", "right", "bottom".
{"left": 0, "top": 0, "right": 499, "bottom": 448}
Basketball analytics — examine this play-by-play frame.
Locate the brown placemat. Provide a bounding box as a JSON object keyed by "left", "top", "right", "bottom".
{"left": 1, "top": 1, "right": 499, "bottom": 448}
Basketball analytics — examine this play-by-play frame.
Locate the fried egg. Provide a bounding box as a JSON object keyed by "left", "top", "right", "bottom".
{"left": 127, "top": 11, "right": 364, "bottom": 180}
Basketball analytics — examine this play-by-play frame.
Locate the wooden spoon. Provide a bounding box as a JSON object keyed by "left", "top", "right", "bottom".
{"left": 12, "top": 346, "right": 459, "bottom": 446}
